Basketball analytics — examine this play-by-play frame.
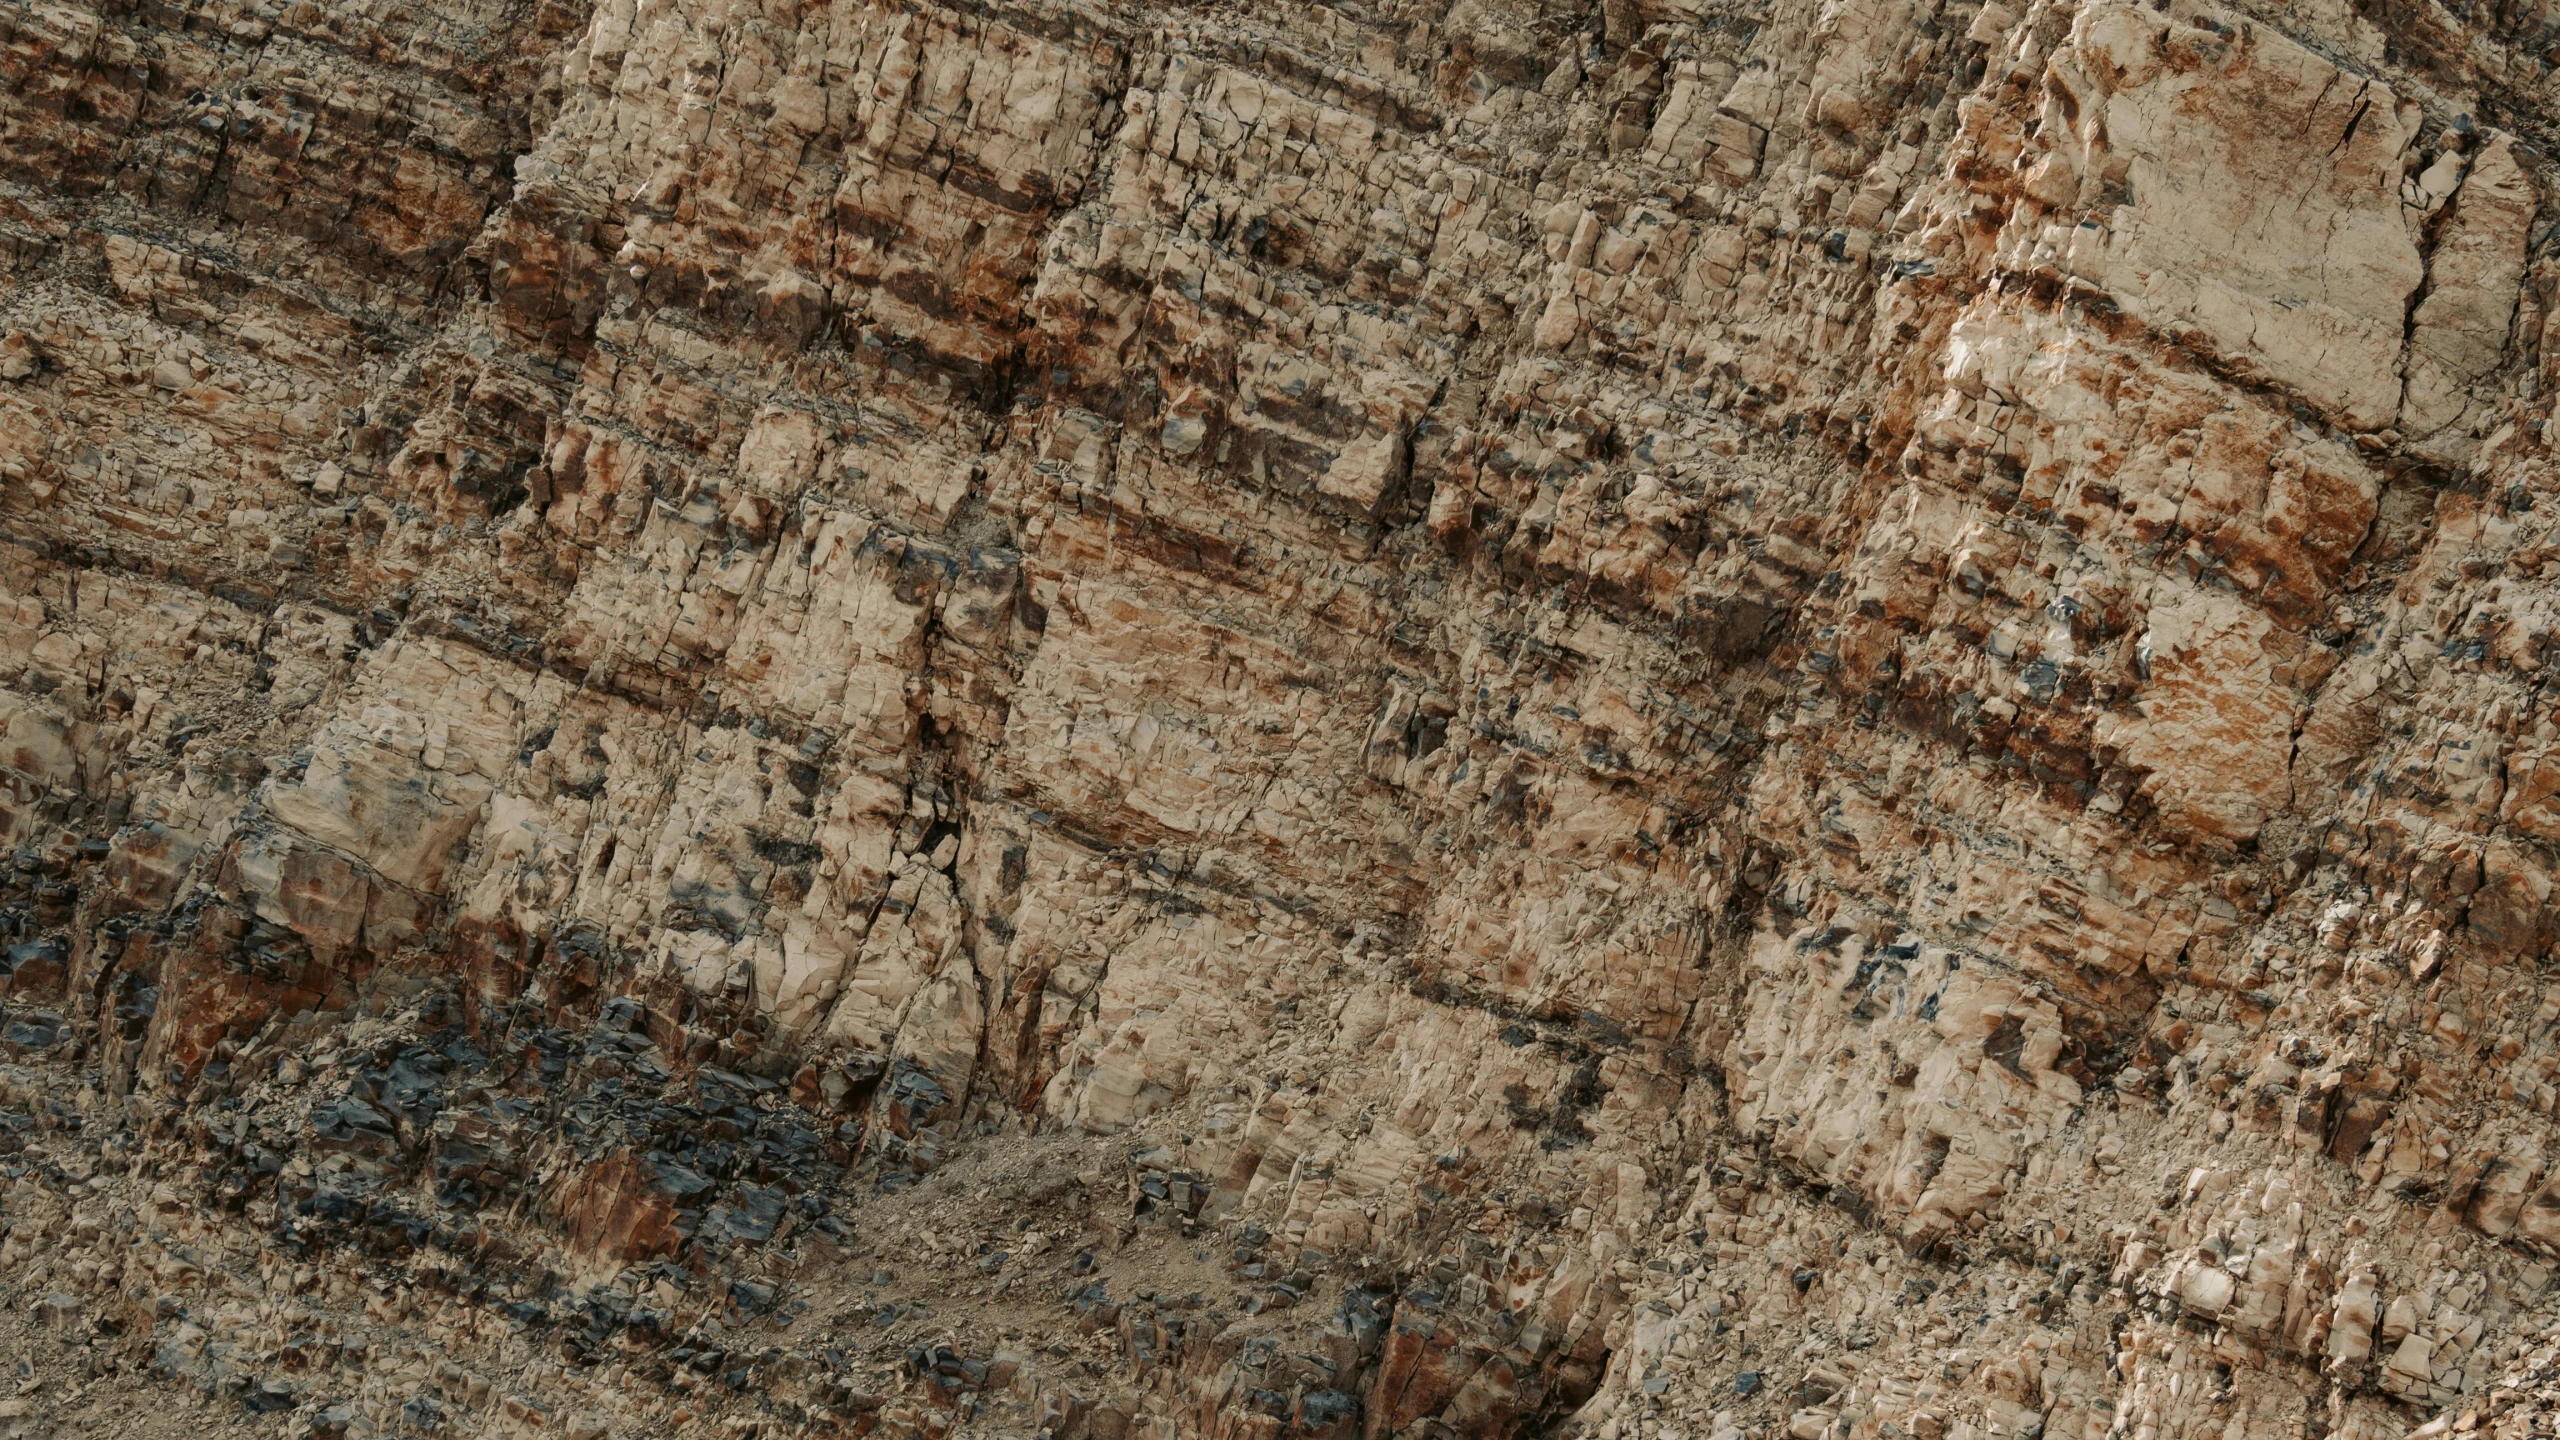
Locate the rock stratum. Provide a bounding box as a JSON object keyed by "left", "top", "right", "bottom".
{"left": 3, "top": 0, "right": 2560, "bottom": 1437}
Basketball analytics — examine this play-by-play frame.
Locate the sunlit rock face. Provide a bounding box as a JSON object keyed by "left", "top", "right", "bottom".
{"left": 5, "top": 0, "right": 2560, "bottom": 1437}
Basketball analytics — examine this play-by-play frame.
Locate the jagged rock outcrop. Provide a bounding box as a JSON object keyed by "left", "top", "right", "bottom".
{"left": 7, "top": 0, "right": 2560, "bottom": 1438}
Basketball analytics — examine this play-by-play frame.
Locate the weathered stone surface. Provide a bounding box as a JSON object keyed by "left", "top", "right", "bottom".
{"left": 6, "top": 0, "right": 2560, "bottom": 1438}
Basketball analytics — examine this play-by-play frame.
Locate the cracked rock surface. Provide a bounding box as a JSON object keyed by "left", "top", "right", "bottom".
{"left": 10, "top": 0, "right": 2560, "bottom": 1438}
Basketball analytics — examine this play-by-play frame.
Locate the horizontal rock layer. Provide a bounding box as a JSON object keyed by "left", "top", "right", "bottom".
{"left": 4, "top": 0, "right": 2560, "bottom": 1438}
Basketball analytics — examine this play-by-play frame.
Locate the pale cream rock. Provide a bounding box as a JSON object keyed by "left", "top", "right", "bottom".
{"left": 2403, "top": 133, "right": 2534, "bottom": 458}
{"left": 2058, "top": 5, "right": 2423, "bottom": 429}
{"left": 2117, "top": 584, "right": 2294, "bottom": 842}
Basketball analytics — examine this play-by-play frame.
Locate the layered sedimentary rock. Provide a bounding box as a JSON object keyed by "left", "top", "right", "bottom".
{"left": 6, "top": 0, "right": 2560, "bottom": 1438}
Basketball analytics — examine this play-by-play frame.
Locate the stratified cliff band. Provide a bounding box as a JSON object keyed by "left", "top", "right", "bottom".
{"left": 1, "top": 1, "right": 2558, "bottom": 1439}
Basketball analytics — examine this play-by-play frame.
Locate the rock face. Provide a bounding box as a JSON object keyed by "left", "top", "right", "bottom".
{"left": 8, "top": 0, "right": 2560, "bottom": 1437}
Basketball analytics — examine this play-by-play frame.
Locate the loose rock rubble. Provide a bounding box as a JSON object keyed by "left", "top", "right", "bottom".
{"left": 9, "top": 0, "right": 2560, "bottom": 1437}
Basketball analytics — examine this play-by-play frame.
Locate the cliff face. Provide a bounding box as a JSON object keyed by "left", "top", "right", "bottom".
{"left": 4, "top": 0, "right": 2560, "bottom": 1436}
